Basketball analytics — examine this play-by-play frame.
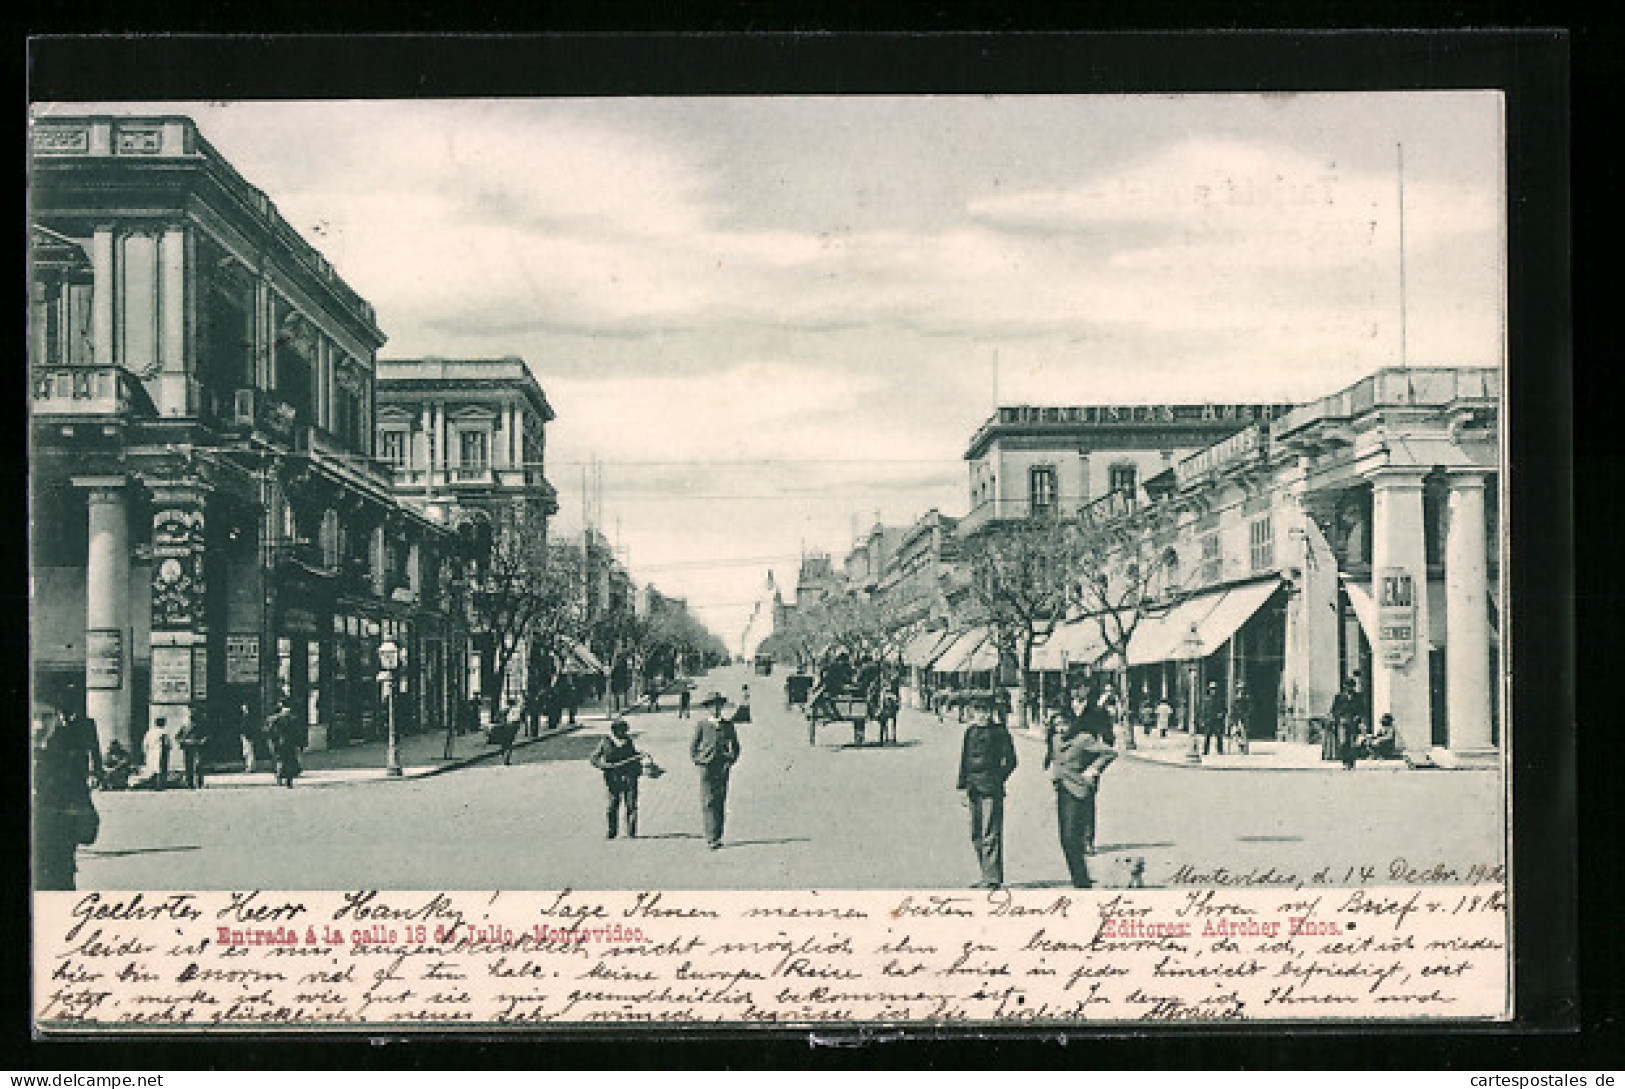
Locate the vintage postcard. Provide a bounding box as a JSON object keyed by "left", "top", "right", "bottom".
{"left": 29, "top": 83, "right": 1520, "bottom": 1030}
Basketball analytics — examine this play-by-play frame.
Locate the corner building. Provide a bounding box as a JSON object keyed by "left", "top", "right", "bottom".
{"left": 1067, "top": 368, "right": 1500, "bottom": 759}
{"left": 30, "top": 115, "right": 465, "bottom": 756}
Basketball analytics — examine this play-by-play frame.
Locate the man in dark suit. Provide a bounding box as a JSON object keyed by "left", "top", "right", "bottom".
{"left": 690, "top": 691, "right": 742, "bottom": 849}
{"left": 1200, "top": 680, "right": 1227, "bottom": 755}
{"left": 956, "top": 695, "right": 1018, "bottom": 889}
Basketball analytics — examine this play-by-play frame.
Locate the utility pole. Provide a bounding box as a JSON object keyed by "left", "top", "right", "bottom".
{"left": 1397, "top": 142, "right": 1408, "bottom": 368}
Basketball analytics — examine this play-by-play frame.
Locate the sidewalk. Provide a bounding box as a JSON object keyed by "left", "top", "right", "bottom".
{"left": 200, "top": 712, "right": 608, "bottom": 789}
{"left": 1010, "top": 719, "right": 1491, "bottom": 772}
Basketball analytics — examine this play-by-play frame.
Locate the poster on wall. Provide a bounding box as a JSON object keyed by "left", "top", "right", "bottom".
{"left": 149, "top": 645, "right": 192, "bottom": 703}
{"left": 84, "top": 628, "right": 122, "bottom": 689}
{"left": 225, "top": 634, "right": 260, "bottom": 684}
{"left": 1378, "top": 567, "right": 1418, "bottom": 668}
{"left": 191, "top": 645, "right": 208, "bottom": 701}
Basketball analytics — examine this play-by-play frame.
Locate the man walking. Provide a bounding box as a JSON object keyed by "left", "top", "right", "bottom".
{"left": 690, "top": 691, "right": 742, "bottom": 849}
{"left": 956, "top": 694, "right": 1018, "bottom": 889}
{"left": 678, "top": 685, "right": 692, "bottom": 719}
{"left": 174, "top": 718, "right": 207, "bottom": 789}
{"left": 267, "top": 702, "right": 302, "bottom": 788}
{"left": 591, "top": 718, "right": 645, "bottom": 839}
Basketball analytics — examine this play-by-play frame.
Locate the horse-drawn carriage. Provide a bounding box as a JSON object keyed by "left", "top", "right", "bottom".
{"left": 805, "top": 686, "right": 901, "bottom": 748}
{"left": 784, "top": 672, "right": 813, "bottom": 708}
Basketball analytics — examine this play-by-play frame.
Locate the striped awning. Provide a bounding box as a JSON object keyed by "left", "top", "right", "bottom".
{"left": 1126, "top": 579, "right": 1282, "bottom": 666}
{"left": 1031, "top": 615, "right": 1112, "bottom": 671}
{"left": 558, "top": 638, "right": 607, "bottom": 675}
{"left": 937, "top": 628, "right": 999, "bottom": 673}
{"left": 902, "top": 629, "right": 955, "bottom": 668}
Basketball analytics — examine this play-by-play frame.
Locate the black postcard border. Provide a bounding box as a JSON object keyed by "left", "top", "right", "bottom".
{"left": 11, "top": 24, "right": 1586, "bottom": 1069}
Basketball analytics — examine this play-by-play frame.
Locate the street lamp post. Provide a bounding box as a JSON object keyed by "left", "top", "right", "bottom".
{"left": 1183, "top": 622, "right": 1204, "bottom": 765}
{"left": 378, "top": 637, "right": 403, "bottom": 777}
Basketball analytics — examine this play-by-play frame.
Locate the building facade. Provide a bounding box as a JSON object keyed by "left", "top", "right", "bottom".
{"left": 30, "top": 115, "right": 464, "bottom": 757}
{"left": 375, "top": 356, "right": 559, "bottom": 715}
{"left": 1048, "top": 368, "right": 1500, "bottom": 759}
{"left": 960, "top": 402, "right": 1296, "bottom": 537}
{"left": 874, "top": 508, "right": 961, "bottom": 630}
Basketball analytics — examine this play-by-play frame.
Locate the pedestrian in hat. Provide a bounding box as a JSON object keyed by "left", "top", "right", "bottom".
{"left": 591, "top": 719, "right": 647, "bottom": 839}
{"left": 1200, "top": 680, "right": 1226, "bottom": 756}
{"left": 1048, "top": 704, "right": 1118, "bottom": 887}
{"left": 956, "top": 692, "right": 1018, "bottom": 889}
{"left": 267, "top": 702, "right": 302, "bottom": 788}
{"left": 690, "top": 691, "right": 742, "bottom": 849}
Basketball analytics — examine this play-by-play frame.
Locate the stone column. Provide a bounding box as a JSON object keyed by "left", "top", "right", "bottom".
{"left": 147, "top": 489, "right": 210, "bottom": 742}
{"left": 77, "top": 477, "right": 132, "bottom": 750}
{"left": 90, "top": 227, "right": 115, "bottom": 366}
{"left": 1370, "top": 469, "right": 1432, "bottom": 753}
{"left": 1445, "top": 472, "right": 1495, "bottom": 755}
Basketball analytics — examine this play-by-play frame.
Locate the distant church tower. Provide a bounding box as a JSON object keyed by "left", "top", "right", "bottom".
{"left": 738, "top": 569, "right": 779, "bottom": 660}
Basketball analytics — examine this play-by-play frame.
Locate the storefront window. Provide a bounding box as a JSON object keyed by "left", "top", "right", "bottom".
{"left": 276, "top": 637, "right": 293, "bottom": 704}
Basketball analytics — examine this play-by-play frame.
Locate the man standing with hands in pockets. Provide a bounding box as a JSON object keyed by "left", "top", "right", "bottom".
{"left": 691, "top": 691, "right": 742, "bottom": 850}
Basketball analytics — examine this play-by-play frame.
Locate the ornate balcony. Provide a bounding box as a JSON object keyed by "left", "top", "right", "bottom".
{"left": 31, "top": 366, "right": 155, "bottom": 419}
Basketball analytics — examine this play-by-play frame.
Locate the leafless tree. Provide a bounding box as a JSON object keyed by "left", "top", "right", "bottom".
{"left": 461, "top": 499, "right": 580, "bottom": 716}
{"left": 962, "top": 514, "right": 1083, "bottom": 733}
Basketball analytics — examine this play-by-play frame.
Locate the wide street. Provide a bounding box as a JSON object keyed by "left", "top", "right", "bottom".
{"left": 77, "top": 665, "right": 1505, "bottom": 891}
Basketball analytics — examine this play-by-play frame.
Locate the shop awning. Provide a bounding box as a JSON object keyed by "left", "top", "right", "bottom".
{"left": 1126, "top": 579, "right": 1282, "bottom": 666}
{"left": 961, "top": 631, "right": 1001, "bottom": 672}
{"left": 1031, "top": 616, "right": 1111, "bottom": 671}
{"left": 936, "top": 628, "right": 995, "bottom": 674}
{"left": 902, "top": 629, "right": 954, "bottom": 668}
{"left": 559, "top": 638, "right": 607, "bottom": 675}
{"left": 931, "top": 629, "right": 979, "bottom": 673}
{"left": 1341, "top": 576, "right": 1377, "bottom": 642}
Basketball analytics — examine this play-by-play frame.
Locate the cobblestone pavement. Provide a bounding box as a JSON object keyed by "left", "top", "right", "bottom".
{"left": 74, "top": 667, "right": 1505, "bottom": 890}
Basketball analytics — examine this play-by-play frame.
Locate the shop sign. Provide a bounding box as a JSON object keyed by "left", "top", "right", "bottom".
{"left": 192, "top": 646, "right": 208, "bottom": 701}
{"left": 226, "top": 635, "right": 260, "bottom": 684}
{"left": 86, "top": 629, "right": 123, "bottom": 689}
{"left": 151, "top": 646, "right": 193, "bottom": 702}
{"left": 1377, "top": 567, "right": 1417, "bottom": 668}
{"left": 282, "top": 607, "right": 318, "bottom": 635}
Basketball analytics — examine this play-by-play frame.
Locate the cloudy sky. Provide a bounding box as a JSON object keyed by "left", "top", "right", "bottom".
{"left": 36, "top": 94, "right": 1505, "bottom": 651}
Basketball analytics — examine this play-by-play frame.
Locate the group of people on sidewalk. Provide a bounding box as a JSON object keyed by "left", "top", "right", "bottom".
{"left": 588, "top": 689, "right": 741, "bottom": 849}
{"left": 68, "top": 699, "right": 307, "bottom": 796}
{"left": 956, "top": 678, "right": 1121, "bottom": 890}
{"left": 1323, "top": 673, "right": 1399, "bottom": 768}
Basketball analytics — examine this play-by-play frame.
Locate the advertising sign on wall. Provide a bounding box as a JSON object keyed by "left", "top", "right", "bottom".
{"left": 151, "top": 645, "right": 192, "bottom": 703}
{"left": 225, "top": 635, "right": 260, "bottom": 685}
{"left": 85, "top": 629, "right": 123, "bottom": 689}
{"left": 1378, "top": 567, "right": 1417, "bottom": 669}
